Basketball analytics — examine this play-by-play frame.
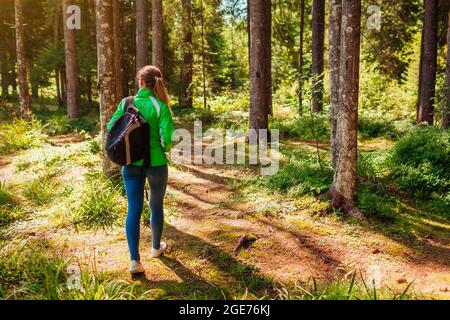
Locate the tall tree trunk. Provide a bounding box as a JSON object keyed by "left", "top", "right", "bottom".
{"left": 11, "top": 65, "right": 18, "bottom": 98}
{"left": 63, "top": 0, "right": 80, "bottom": 119}
{"left": 416, "top": 32, "right": 424, "bottom": 123}
{"left": 53, "top": 1, "right": 62, "bottom": 107}
{"left": 14, "top": 0, "right": 31, "bottom": 119}
{"left": 60, "top": 68, "right": 67, "bottom": 105}
{"left": 1, "top": 52, "right": 8, "bottom": 97}
{"left": 298, "top": 0, "right": 305, "bottom": 113}
{"left": 113, "top": 0, "right": 124, "bottom": 100}
{"left": 329, "top": 0, "right": 342, "bottom": 168}
{"left": 417, "top": 0, "right": 438, "bottom": 125}
{"left": 96, "top": 0, "right": 118, "bottom": 174}
{"left": 200, "top": 0, "right": 207, "bottom": 110}
{"left": 311, "top": 0, "right": 325, "bottom": 113}
{"left": 86, "top": 72, "right": 93, "bottom": 105}
{"left": 442, "top": 9, "right": 450, "bottom": 129}
{"left": 136, "top": 0, "right": 149, "bottom": 70}
{"left": 180, "top": 0, "right": 193, "bottom": 108}
{"left": 247, "top": 0, "right": 251, "bottom": 70}
{"left": 152, "top": 0, "right": 164, "bottom": 71}
{"left": 249, "top": 0, "right": 271, "bottom": 132}
{"left": 329, "top": 0, "right": 366, "bottom": 220}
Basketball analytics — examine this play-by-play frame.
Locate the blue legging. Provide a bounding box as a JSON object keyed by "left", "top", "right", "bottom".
{"left": 122, "top": 164, "right": 168, "bottom": 261}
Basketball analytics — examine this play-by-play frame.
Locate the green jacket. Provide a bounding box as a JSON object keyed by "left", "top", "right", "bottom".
{"left": 107, "top": 88, "right": 175, "bottom": 167}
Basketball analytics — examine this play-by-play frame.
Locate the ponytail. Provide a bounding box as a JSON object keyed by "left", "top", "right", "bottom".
{"left": 154, "top": 76, "right": 170, "bottom": 107}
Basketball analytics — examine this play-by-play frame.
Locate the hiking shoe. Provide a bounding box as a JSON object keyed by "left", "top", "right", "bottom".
{"left": 151, "top": 242, "right": 167, "bottom": 258}
{"left": 130, "top": 260, "right": 145, "bottom": 274}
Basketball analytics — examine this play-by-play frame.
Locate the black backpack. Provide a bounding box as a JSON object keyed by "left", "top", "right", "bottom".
{"left": 106, "top": 96, "right": 151, "bottom": 167}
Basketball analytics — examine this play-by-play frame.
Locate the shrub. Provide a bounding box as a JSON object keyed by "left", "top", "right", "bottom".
{"left": 388, "top": 126, "right": 450, "bottom": 197}
{"left": 42, "top": 115, "right": 96, "bottom": 136}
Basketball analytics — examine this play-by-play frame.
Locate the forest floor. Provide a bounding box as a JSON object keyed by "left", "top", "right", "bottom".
{"left": 1, "top": 129, "right": 449, "bottom": 300}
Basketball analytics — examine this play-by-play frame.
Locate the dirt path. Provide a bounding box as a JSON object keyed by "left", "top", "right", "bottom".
{"left": 1, "top": 138, "right": 449, "bottom": 299}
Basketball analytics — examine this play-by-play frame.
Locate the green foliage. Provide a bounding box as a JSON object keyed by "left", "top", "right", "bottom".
{"left": 266, "top": 156, "right": 332, "bottom": 196}
{"left": 239, "top": 153, "right": 333, "bottom": 197}
{"left": 389, "top": 126, "right": 450, "bottom": 198}
{"left": 361, "top": 0, "right": 421, "bottom": 81}
{"left": 42, "top": 115, "right": 97, "bottom": 136}
{"left": 0, "top": 118, "right": 47, "bottom": 155}
{"left": 358, "top": 116, "right": 413, "bottom": 140}
{"left": 271, "top": 113, "right": 330, "bottom": 141}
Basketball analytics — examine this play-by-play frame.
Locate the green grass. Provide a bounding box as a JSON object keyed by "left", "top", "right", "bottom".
{"left": 234, "top": 145, "right": 332, "bottom": 198}
{"left": 0, "top": 181, "right": 26, "bottom": 227}
{"left": 70, "top": 171, "right": 125, "bottom": 230}
{"left": 358, "top": 126, "right": 450, "bottom": 217}
{"left": 0, "top": 118, "right": 47, "bottom": 155}
{"left": 22, "top": 175, "right": 59, "bottom": 206}
{"left": 0, "top": 241, "right": 151, "bottom": 300}
{"left": 276, "top": 272, "right": 416, "bottom": 300}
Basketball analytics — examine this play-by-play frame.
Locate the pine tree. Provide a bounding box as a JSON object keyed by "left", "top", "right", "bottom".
{"left": 249, "top": 0, "right": 271, "bottom": 132}
{"left": 14, "top": 0, "right": 31, "bottom": 119}
{"left": 311, "top": 0, "right": 325, "bottom": 113}
{"left": 152, "top": 0, "right": 164, "bottom": 71}
{"left": 329, "top": 0, "right": 342, "bottom": 168}
{"left": 63, "top": 0, "right": 80, "bottom": 119}
{"left": 95, "top": 0, "right": 117, "bottom": 174}
{"left": 180, "top": 0, "right": 193, "bottom": 108}
{"left": 329, "top": 0, "right": 366, "bottom": 220}
{"left": 136, "top": 0, "right": 149, "bottom": 70}
{"left": 417, "top": 0, "right": 439, "bottom": 125}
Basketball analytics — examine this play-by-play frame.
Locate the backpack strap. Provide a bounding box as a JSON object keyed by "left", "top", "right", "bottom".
{"left": 124, "top": 96, "right": 135, "bottom": 112}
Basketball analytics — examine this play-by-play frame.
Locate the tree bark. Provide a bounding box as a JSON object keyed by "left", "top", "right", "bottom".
{"left": 54, "top": 1, "right": 63, "bottom": 108}
{"left": 113, "top": 0, "right": 124, "bottom": 100}
{"left": 1, "top": 52, "right": 8, "bottom": 97}
{"left": 329, "top": 0, "right": 342, "bottom": 168}
{"left": 442, "top": 9, "right": 450, "bottom": 129}
{"left": 180, "top": 0, "right": 193, "bottom": 108}
{"left": 329, "top": 0, "right": 366, "bottom": 221}
{"left": 60, "top": 68, "right": 67, "bottom": 104}
{"left": 152, "top": 0, "right": 164, "bottom": 72}
{"left": 249, "top": 0, "right": 271, "bottom": 132}
{"left": 200, "top": 0, "right": 207, "bottom": 110}
{"left": 136, "top": 0, "right": 149, "bottom": 70}
{"left": 298, "top": 0, "right": 305, "bottom": 113}
{"left": 311, "top": 0, "right": 325, "bottom": 113}
{"left": 14, "top": 0, "right": 31, "bottom": 119}
{"left": 96, "top": 0, "right": 118, "bottom": 174}
{"left": 417, "top": 0, "right": 438, "bottom": 125}
{"left": 63, "top": 0, "right": 80, "bottom": 119}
